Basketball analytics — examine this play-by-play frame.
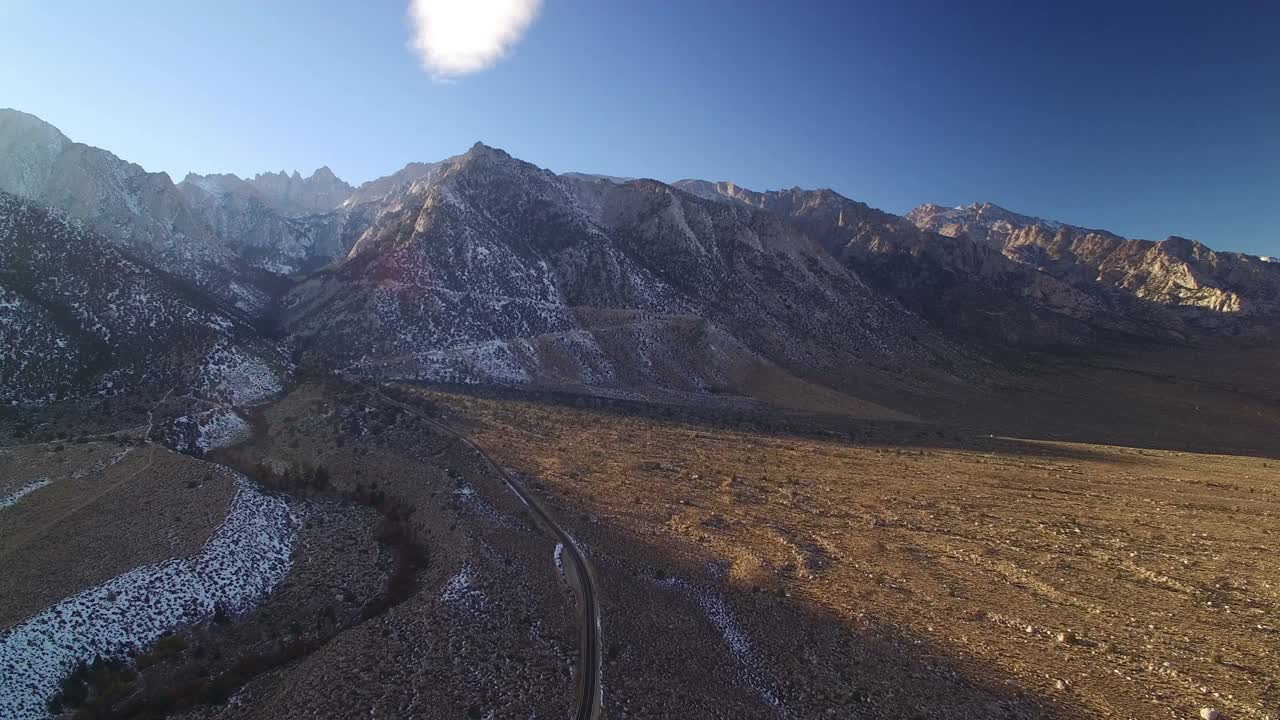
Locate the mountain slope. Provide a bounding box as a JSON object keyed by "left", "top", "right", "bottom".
{"left": 676, "top": 182, "right": 1192, "bottom": 350}
{"left": 909, "top": 202, "right": 1280, "bottom": 321}
{"left": 340, "top": 161, "right": 447, "bottom": 209}
{"left": 0, "top": 192, "right": 286, "bottom": 404}
{"left": 284, "top": 145, "right": 966, "bottom": 405}
{"left": 241, "top": 166, "right": 353, "bottom": 216}
{"left": 0, "top": 109, "right": 274, "bottom": 314}
{"left": 3, "top": 108, "right": 1276, "bottom": 411}
{"left": 177, "top": 171, "right": 370, "bottom": 275}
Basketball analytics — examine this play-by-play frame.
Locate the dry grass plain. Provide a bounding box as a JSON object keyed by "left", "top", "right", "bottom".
{"left": 0, "top": 442, "right": 235, "bottom": 630}
{"left": 408, "top": 386, "right": 1280, "bottom": 720}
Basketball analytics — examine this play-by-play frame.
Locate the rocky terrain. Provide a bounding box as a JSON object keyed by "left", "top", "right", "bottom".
{"left": 0, "top": 191, "right": 286, "bottom": 404}
{"left": 2, "top": 107, "right": 1279, "bottom": 720}
{"left": 5, "top": 106, "right": 1276, "bottom": 402}
{"left": 909, "top": 202, "right": 1280, "bottom": 322}
{"left": 0, "top": 110, "right": 260, "bottom": 312}
{"left": 1, "top": 109, "right": 431, "bottom": 307}
{"left": 676, "top": 182, "right": 1279, "bottom": 350}
{"left": 284, "top": 144, "right": 964, "bottom": 404}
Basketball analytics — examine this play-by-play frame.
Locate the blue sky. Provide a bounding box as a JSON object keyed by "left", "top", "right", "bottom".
{"left": 2, "top": 0, "right": 1277, "bottom": 254}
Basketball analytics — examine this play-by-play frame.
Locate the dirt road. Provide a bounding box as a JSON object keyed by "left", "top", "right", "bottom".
{"left": 376, "top": 389, "right": 604, "bottom": 720}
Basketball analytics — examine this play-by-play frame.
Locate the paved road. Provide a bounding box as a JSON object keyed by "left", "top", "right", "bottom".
{"left": 375, "top": 389, "right": 603, "bottom": 720}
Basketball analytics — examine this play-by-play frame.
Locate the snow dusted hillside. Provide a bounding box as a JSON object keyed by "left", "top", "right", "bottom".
{"left": 3, "top": 107, "right": 1276, "bottom": 406}
{"left": 0, "top": 109, "right": 269, "bottom": 313}
{"left": 284, "top": 144, "right": 964, "bottom": 397}
{"left": 0, "top": 192, "right": 287, "bottom": 404}
{"left": 177, "top": 171, "right": 373, "bottom": 275}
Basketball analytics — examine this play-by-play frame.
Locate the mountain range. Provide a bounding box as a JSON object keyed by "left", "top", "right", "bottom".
{"left": 2, "top": 107, "right": 1277, "bottom": 412}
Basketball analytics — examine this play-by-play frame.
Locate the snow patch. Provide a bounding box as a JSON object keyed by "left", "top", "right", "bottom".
{"left": 0, "top": 473, "right": 297, "bottom": 720}
{"left": 254, "top": 259, "right": 296, "bottom": 276}
{"left": 0, "top": 479, "right": 51, "bottom": 510}
{"left": 198, "top": 341, "right": 282, "bottom": 406}
{"left": 656, "top": 576, "right": 791, "bottom": 717}
{"left": 440, "top": 564, "right": 485, "bottom": 612}
{"left": 165, "top": 407, "right": 251, "bottom": 454}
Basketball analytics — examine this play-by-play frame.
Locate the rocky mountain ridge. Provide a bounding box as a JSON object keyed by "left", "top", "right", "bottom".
{"left": 676, "top": 183, "right": 1187, "bottom": 349}
{"left": 284, "top": 144, "right": 964, "bottom": 405}
{"left": 0, "top": 191, "right": 286, "bottom": 405}
{"left": 0, "top": 109, "right": 430, "bottom": 306}
{"left": 908, "top": 201, "right": 1280, "bottom": 319}
{"left": 3, "top": 108, "right": 1277, "bottom": 410}
{"left": 0, "top": 109, "right": 258, "bottom": 310}
{"left": 180, "top": 166, "right": 353, "bottom": 218}
{"left": 682, "top": 182, "right": 1279, "bottom": 345}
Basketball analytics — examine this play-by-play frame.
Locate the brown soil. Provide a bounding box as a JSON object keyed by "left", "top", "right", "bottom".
{"left": 409, "top": 386, "right": 1280, "bottom": 720}
{"left": 188, "top": 381, "right": 579, "bottom": 720}
{"left": 0, "top": 442, "right": 235, "bottom": 629}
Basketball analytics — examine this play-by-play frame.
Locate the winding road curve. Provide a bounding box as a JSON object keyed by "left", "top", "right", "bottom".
{"left": 374, "top": 389, "right": 603, "bottom": 720}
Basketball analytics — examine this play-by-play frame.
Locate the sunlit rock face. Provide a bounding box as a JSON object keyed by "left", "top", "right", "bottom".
{"left": 3, "top": 105, "right": 1276, "bottom": 405}
{"left": 908, "top": 201, "right": 1280, "bottom": 319}
{"left": 284, "top": 144, "right": 963, "bottom": 396}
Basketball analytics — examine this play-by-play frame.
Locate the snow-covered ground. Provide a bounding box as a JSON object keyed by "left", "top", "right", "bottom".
{"left": 164, "top": 407, "right": 252, "bottom": 454}
{"left": 656, "top": 576, "right": 791, "bottom": 718}
{"left": 440, "top": 563, "right": 486, "bottom": 613}
{"left": 0, "top": 478, "right": 50, "bottom": 511}
{"left": 191, "top": 408, "right": 251, "bottom": 449}
{"left": 0, "top": 471, "right": 298, "bottom": 720}
{"left": 199, "top": 341, "right": 283, "bottom": 406}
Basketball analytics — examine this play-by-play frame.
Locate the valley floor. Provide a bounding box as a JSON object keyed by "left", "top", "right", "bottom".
{"left": 400, "top": 384, "right": 1280, "bottom": 720}
{"left": 3, "top": 365, "right": 1279, "bottom": 719}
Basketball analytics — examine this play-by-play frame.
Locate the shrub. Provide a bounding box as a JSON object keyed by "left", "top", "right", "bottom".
{"left": 312, "top": 464, "right": 331, "bottom": 491}
{"left": 137, "top": 634, "right": 188, "bottom": 668}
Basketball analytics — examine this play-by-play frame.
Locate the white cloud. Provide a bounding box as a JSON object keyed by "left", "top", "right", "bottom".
{"left": 408, "top": 0, "right": 543, "bottom": 79}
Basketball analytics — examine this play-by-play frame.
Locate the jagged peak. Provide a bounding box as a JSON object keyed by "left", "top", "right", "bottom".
{"left": 464, "top": 141, "right": 509, "bottom": 159}
{"left": 242, "top": 166, "right": 350, "bottom": 188}
{"left": 1160, "top": 235, "right": 1209, "bottom": 258}
{"left": 446, "top": 142, "right": 540, "bottom": 179}
{"left": 309, "top": 165, "right": 340, "bottom": 182}
{"left": 0, "top": 107, "right": 70, "bottom": 144}
{"left": 809, "top": 186, "right": 845, "bottom": 200}
{"left": 906, "top": 202, "right": 953, "bottom": 216}
{"left": 913, "top": 200, "right": 1072, "bottom": 232}
{"left": 181, "top": 171, "right": 243, "bottom": 184}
